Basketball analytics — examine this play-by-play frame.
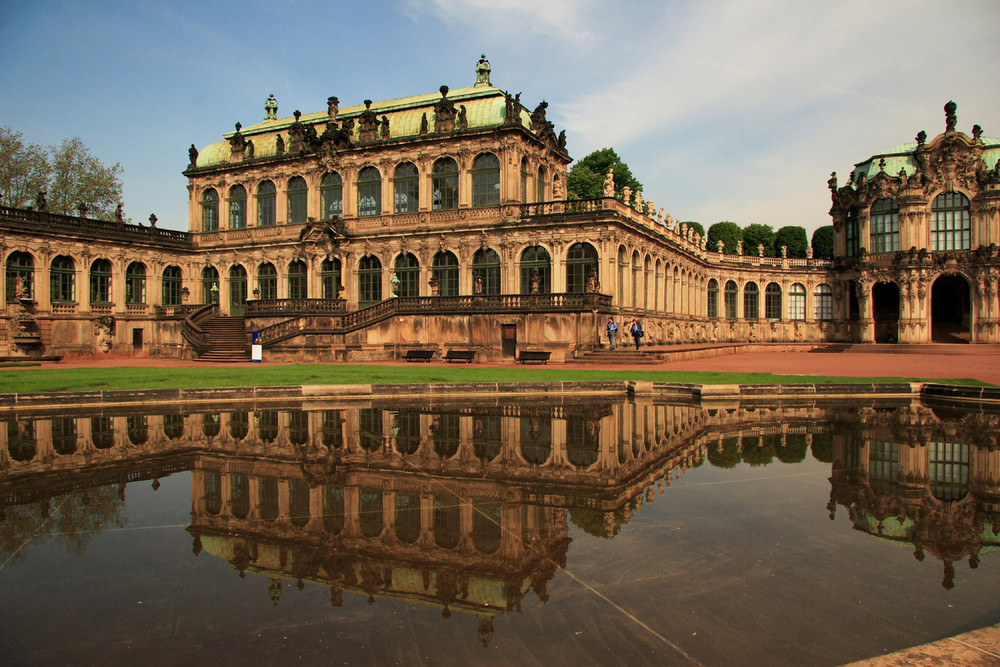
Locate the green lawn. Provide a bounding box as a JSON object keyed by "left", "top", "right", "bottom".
{"left": 0, "top": 365, "right": 986, "bottom": 394}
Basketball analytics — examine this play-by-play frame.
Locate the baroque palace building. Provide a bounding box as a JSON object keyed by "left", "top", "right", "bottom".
{"left": 2, "top": 58, "right": 999, "bottom": 361}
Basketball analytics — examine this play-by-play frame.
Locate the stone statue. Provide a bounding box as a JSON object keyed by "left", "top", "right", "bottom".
{"left": 276, "top": 134, "right": 285, "bottom": 155}
{"left": 973, "top": 124, "right": 983, "bottom": 141}
{"left": 473, "top": 271, "right": 483, "bottom": 294}
{"left": 457, "top": 105, "right": 468, "bottom": 131}
{"left": 646, "top": 200, "right": 654, "bottom": 218}
{"left": 806, "top": 245, "right": 813, "bottom": 259}
{"left": 557, "top": 130, "right": 566, "bottom": 150}
{"left": 716, "top": 240, "right": 724, "bottom": 253}
{"left": 529, "top": 271, "right": 541, "bottom": 294}
{"left": 553, "top": 175, "right": 565, "bottom": 200}
{"left": 758, "top": 243, "right": 765, "bottom": 257}
{"left": 737, "top": 240, "right": 743, "bottom": 255}
{"left": 634, "top": 190, "right": 643, "bottom": 212}
{"left": 586, "top": 268, "right": 600, "bottom": 293}
{"left": 944, "top": 100, "right": 957, "bottom": 132}
{"left": 915, "top": 130, "right": 926, "bottom": 145}
{"left": 327, "top": 96, "right": 339, "bottom": 120}
{"left": 244, "top": 139, "right": 254, "bottom": 160}
{"left": 419, "top": 113, "right": 428, "bottom": 135}
{"left": 530, "top": 101, "right": 549, "bottom": 131}
{"left": 77, "top": 201, "right": 88, "bottom": 217}
{"left": 781, "top": 245, "right": 787, "bottom": 258}
{"left": 380, "top": 116, "right": 391, "bottom": 139}
{"left": 149, "top": 213, "right": 157, "bottom": 227}
{"left": 14, "top": 275, "right": 29, "bottom": 300}
{"left": 35, "top": 190, "right": 46, "bottom": 211}
{"left": 603, "top": 168, "right": 615, "bottom": 197}
{"left": 475, "top": 54, "right": 491, "bottom": 86}
{"left": 265, "top": 94, "right": 278, "bottom": 121}
{"left": 358, "top": 100, "right": 379, "bottom": 144}
{"left": 188, "top": 144, "right": 199, "bottom": 167}
{"left": 621, "top": 186, "right": 631, "bottom": 206}
{"left": 827, "top": 171, "right": 837, "bottom": 191}
{"left": 115, "top": 203, "right": 124, "bottom": 223}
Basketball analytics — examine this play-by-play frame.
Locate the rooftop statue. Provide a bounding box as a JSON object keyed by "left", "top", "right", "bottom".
{"left": 475, "top": 54, "right": 491, "bottom": 86}
{"left": 265, "top": 94, "right": 278, "bottom": 121}
{"left": 603, "top": 168, "right": 615, "bottom": 197}
{"left": 188, "top": 144, "right": 198, "bottom": 167}
{"left": 327, "top": 96, "right": 339, "bottom": 120}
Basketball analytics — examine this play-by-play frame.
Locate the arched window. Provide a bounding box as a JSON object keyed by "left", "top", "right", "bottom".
{"left": 765, "top": 282, "right": 782, "bottom": 320}
{"left": 50, "top": 255, "right": 75, "bottom": 303}
{"left": 125, "top": 262, "right": 146, "bottom": 305}
{"left": 432, "top": 158, "right": 458, "bottom": 210}
{"left": 870, "top": 198, "right": 899, "bottom": 253}
{"left": 845, "top": 207, "right": 859, "bottom": 256}
{"left": 286, "top": 176, "right": 307, "bottom": 223}
{"left": 631, "top": 251, "right": 641, "bottom": 308}
{"left": 789, "top": 283, "right": 806, "bottom": 321}
{"left": 162, "top": 266, "right": 182, "bottom": 306}
{"left": 6, "top": 251, "right": 34, "bottom": 302}
{"left": 256, "top": 180, "right": 276, "bottom": 226}
{"left": 321, "top": 258, "right": 342, "bottom": 299}
{"left": 520, "top": 158, "right": 530, "bottom": 204}
{"left": 394, "top": 252, "right": 419, "bottom": 297}
{"left": 724, "top": 280, "right": 738, "bottom": 320}
{"left": 201, "top": 188, "right": 219, "bottom": 231}
{"left": 472, "top": 248, "right": 501, "bottom": 295}
{"left": 257, "top": 263, "right": 277, "bottom": 300}
{"left": 931, "top": 192, "right": 971, "bottom": 250}
{"left": 358, "top": 255, "right": 382, "bottom": 306}
{"left": 201, "top": 266, "right": 219, "bottom": 304}
{"left": 432, "top": 251, "right": 459, "bottom": 296}
{"left": 393, "top": 162, "right": 419, "bottom": 213}
{"left": 287, "top": 260, "right": 307, "bottom": 299}
{"left": 229, "top": 411, "right": 249, "bottom": 441}
{"left": 229, "top": 265, "right": 246, "bottom": 314}
{"left": 520, "top": 245, "right": 551, "bottom": 294}
{"left": 814, "top": 284, "right": 833, "bottom": 321}
{"left": 359, "top": 489, "right": 384, "bottom": 537}
{"left": 90, "top": 259, "right": 112, "bottom": 305}
{"left": 707, "top": 279, "right": 719, "bottom": 318}
{"left": 357, "top": 166, "right": 381, "bottom": 217}
{"left": 320, "top": 172, "right": 343, "bottom": 219}
{"left": 566, "top": 242, "right": 598, "bottom": 293}
{"left": 744, "top": 282, "right": 759, "bottom": 321}
{"left": 472, "top": 153, "right": 500, "bottom": 206}
{"left": 537, "top": 165, "right": 546, "bottom": 202}
{"left": 228, "top": 185, "right": 247, "bottom": 230}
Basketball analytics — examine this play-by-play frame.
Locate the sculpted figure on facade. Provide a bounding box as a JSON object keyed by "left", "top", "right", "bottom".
{"left": 434, "top": 86, "right": 457, "bottom": 133}
{"left": 264, "top": 94, "right": 278, "bottom": 121}
{"left": 327, "top": 96, "right": 339, "bottom": 120}
{"left": 188, "top": 144, "right": 199, "bottom": 167}
{"left": 603, "top": 168, "right": 615, "bottom": 197}
{"left": 475, "top": 54, "right": 491, "bottom": 86}
{"left": 358, "top": 100, "right": 379, "bottom": 144}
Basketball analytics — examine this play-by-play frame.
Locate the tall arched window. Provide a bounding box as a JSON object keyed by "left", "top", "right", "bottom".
{"left": 257, "top": 263, "right": 277, "bottom": 300}
{"left": 358, "top": 255, "right": 382, "bottom": 307}
{"left": 520, "top": 158, "right": 530, "bottom": 204}
{"left": 789, "top": 283, "right": 806, "bottom": 321}
{"left": 432, "top": 251, "right": 459, "bottom": 296}
{"left": 707, "top": 279, "right": 719, "bottom": 318}
{"left": 394, "top": 253, "right": 419, "bottom": 297}
{"left": 870, "top": 198, "right": 899, "bottom": 253}
{"left": 256, "top": 181, "right": 276, "bottom": 226}
{"left": 125, "top": 262, "right": 146, "bottom": 305}
{"left": 229, "top": 264, "right": 247, "bottom": 314}
{"left": 765, "top": 282, "right": 782, "bottom": 320}
{"left": 744, "top": 283, "right": 759, "bottom": 321}
{"left": 286, "top": 176, "right": 307, "bottom": 223}
{"left": 432, "top": 158, "right": 458, "bottom": 210}
{"left": 287, "top": 260, "right": 307, "bottom": 299}
{"left": 321, "top": 258, "right": 342, "bottom": 299}
{"left": 520, "top": 245, "right": 551, "bottom": 293}
{"left": 472, "top": 248, "right": 500, "bottom": 294}
{"left": 162, "top": 266, "right": 182, "bottom": 306}
{"left": 321, "top": 172, "right": 343, "bottom": 219}
{"left": 6, "top": 251, "right": 34, "bottom": 302}
{"left": 228, "top": 185, "right": 247, "bottom": 230}
{"left": 566, "top": 242, "right": 599, "bottom": 293}
{"left": 537, "top": 165, "right": 546, "bottom": 202}
{"left": 90, "top": 259, "right": 112, "bottom": 305}
{"left": 201, "top": 266, "right": 219, "bottom": 304}
{"left": 472, "top": 153, "right": 500, "bottom": 206}
{"left": 201, "top": 188, "right": 219, "bottom": 231}
{"left": 50, "top": 255, "right": 75, "bottom": 303}
{"left": 724, "top": 280, "right": 738, "bottom": 320}
{"left": 393, "top": 162, "right": 418, "bottom": 213}
{"left": 845, "top": 207, "right": 859, "bottom": 256}
{"left": 931, "top": 192, "right": 971, "bottom": 250}
{"left": 357, "top": 166, "right": 381, "bottom": 217}
{"left": 814, "top": 284, "right": 833, "bottom": 321}
{"left": 631, "top": 251, "right": 641, "bottom": 308}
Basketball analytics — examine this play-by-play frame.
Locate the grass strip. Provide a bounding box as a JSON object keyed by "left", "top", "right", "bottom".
{"left": 0, "top": 364, "right": 986, "bottom": 394}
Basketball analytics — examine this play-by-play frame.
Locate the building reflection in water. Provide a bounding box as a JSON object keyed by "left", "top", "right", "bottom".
{"left": 1, "top": 397, "right": 998, "bottom": 643}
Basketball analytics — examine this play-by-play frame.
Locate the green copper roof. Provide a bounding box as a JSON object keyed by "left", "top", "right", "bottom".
{"left": 195, "top": 85, "right": 532, "bottom": 169}
{"left": 852, "top": 136, "right": 1000, "bottom": 183}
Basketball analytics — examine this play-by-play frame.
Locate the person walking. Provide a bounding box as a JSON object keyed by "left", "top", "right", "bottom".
{"left": 605, "top": 317, "right": 618, "bottom": 349}
{"left": 630, "top": 319, "right": 644, "bottom": 350}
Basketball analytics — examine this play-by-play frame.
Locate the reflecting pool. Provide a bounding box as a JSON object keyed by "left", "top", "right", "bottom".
{"left": 1, "top": 395, "right": 998, "bottom": 665}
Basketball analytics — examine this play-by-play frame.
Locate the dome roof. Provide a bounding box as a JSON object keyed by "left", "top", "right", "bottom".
{"left": 851, "top": 135, "right": 1000, "bottom": 184}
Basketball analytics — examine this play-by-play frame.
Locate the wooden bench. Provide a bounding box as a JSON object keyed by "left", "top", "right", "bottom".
{"left": 402, "top": 349, "right": 435, "bottom": 362}
{"left": 444, "top": 349, "right": 476, "bottom": 363}
{"left": 516, "top": 350, "right": 551, "bottom": 364}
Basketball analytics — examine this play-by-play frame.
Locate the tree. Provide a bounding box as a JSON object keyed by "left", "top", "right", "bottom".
{"left": 742, "top": 223, "right": 776, "bottom": 257}
{"left": 707, "top": 221, "right": 742, "bottom": 254}
{"left": 0, "top": 127, "right": 123, "bottom": 220}
{"left": 811, "top": 225, "right": 834, "bottom": 260}
{"left": 0, "top": 127, "right": 49, "bottom": 208}
{"left": 774, "top": 225, "right": 809, "bottom": 258}
{"left": 566, "top": 147, "right": 642, "bottom": 201}
{"left": 681, "top": 221, "right": 705, "bottom": 241}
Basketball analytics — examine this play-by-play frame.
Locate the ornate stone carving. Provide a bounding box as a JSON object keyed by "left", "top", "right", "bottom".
{"left": 264, "top": 94, "right": 278, "bottom": 121}
{"left": 433, "top": 86, "right": 456, "bottom": 133}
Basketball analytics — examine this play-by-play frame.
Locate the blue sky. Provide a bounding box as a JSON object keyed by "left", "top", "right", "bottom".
{"left": 2, "top": 0, "right": 998, "bottom": 233}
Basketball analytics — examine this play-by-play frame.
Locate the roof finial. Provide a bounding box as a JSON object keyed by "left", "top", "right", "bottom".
{"left": 944, "top": 100, "right": 957, "bottom": 132}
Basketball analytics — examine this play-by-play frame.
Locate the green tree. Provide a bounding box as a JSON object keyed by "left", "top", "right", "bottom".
{"left": 811, "top": 225, "right": 834, "bottom": 260}
{"left": 0, "top": 127, "right": 123, "bottom": 220}
{"left": 0, "top": 126, "right": 49, "bottom": 208}
{"left": 742, "top": 223, "right": 776, "bottom": 257}
{"left": 774, "top": 225, "right": 809, "bottom": 258}
{"left": 566, "top": 147, "right": 642, "bottom": 201}
{"left": 681, "top": 221, "right": 705, "bottom": 240}
{"left": 707, "top": 221, "right": 742, "bottom": 254}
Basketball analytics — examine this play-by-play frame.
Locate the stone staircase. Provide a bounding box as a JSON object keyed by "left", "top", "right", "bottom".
{"left": 568, "top": 349, "right": 661, "bottom": 365}
{"left": 197, "top": 316, "right": 249, "bottom": 362}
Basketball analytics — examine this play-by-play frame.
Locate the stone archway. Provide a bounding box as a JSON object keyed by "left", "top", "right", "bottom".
{"left": 872, "top": 282, "right": 900, "bottom": 343}
{"left": 931, "top": 274, "right": 972, "bottom": 343}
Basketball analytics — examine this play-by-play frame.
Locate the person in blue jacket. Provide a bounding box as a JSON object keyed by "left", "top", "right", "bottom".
{"left": 605, "top": 317, "right": 618, "bottom": 349}
{"left": 630, "top": 319, "right": 644, "bottom": 350}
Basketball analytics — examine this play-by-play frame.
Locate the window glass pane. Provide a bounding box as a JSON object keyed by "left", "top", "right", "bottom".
{"left": 50, "top": 255, "right": 75, "bottom": 303}
{"left": 202, "top": 188, "right": 218, "bottom": 231}
{"left": 321, "top": 172, "right": 343, "bottom": 218}
{"left": 870, "top": 198, "right": 899, "bottom": 253}
{"left": 287, "top": 176, "right": 307, "bottom": 223}
{"left": 432, "top": 158, "right": 458, "bottom": 210}
{"left": 394, "top": 163, "right": 419, "bottom": 213}
{"left": 931, "top": 192, "right": 971, "bottom": 251}
{"left": 90, "top": 259, "right": 112, "bottom": 304}
{"left": 358, "top": 167, "right": 381, "bottom": 217}
{"left": 6, "top": 251, "right": 34, "bottom": 302}
{"left": 814, "top": 284, "right": 833, "bottom": 321}
{"left": 432, "top": 251, "right": 459, "bottom": 296}
{"left": 472, "top": 153, "right": 500, "bottom": 206}
{"left": 229, "top": 185, "right": 246, "bottom": 230}
{"left": 257, "top": 181, "right": 276, "bottom": 226}
{"left": 472, "top": 248, "right": 501, "bottom": 294}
